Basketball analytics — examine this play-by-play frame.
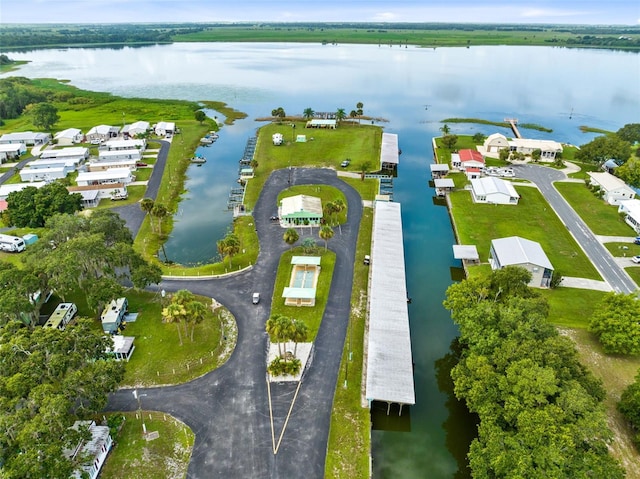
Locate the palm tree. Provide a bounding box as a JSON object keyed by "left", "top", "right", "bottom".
{"left": 303, "top": 107, "right": 315, "bottom": 120}
{"left": 359, "top": 161, "right": 371, "bottom": 181}
{"left": 140, "top": 197, "right": 154, "bottom": 230}
{"left": 349, "top": 110, "right": 357, "bottom": 121}
{"left": 333, "top": 198, "right": 345, "bottom": 233}
{"left": 319, "top": 225, "right": 334, "bottom": 251}
{"left": 301, "top": 237, "right": 316, "bottom": 254}
{"left": 335, "top": 108, "right": 346, "bottom": 123}
{"left": 356, "top": 101, "right": 364, "bottom": 123}
{"left": 186, "top": 300, "right": 208, "bottom": 342}
{"left": 218, "top": 233, "right": 241, "bottom": 267}
{"left": 266, "top": 314, "right": 289, "bottom": 357}
{"left": 271, "top": 107, "right": 286, "bottom": 123}
{"left": 283, "top": 228, "right": 299, "bottom": 248}
{"left": 323, "top": 201, "right": 336, "bottom": 226}
{"left": 440, "top": 124, "right": 451, "bottom": 135}
{"left": 291, "top": 319, "right": 308, "bottom": 356}
{"left": 151, "top": 203, "right": 168, "bottom": 235}
{"left": 162, "top": 301, "right": 187, "bottom": 346}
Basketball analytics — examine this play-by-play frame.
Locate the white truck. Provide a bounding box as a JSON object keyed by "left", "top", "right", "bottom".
{"left": 0, "top": 234, "right": 26, "bottom": 253}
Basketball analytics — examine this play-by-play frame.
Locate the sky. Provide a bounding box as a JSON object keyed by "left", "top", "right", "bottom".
{"left": 1, "top": 0, "right": 638, "bottom": 25}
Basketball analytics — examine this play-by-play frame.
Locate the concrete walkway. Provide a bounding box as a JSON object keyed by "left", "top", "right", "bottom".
{"left": 560, "top": 277, "right": 613, "bottom": 292}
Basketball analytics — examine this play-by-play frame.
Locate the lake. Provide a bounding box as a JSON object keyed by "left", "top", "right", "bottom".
{"left": 3, "top": 42, "right": 639, "bottom": 478}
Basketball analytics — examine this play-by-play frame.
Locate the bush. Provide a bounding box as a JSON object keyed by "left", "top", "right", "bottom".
{"left": 268, "top": 356, "right": 302, "bottom": 376}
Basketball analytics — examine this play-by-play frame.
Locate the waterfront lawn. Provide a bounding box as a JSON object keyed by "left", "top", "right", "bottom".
{"left": 120, "top": 290, "right": 232, "bottom": 387}
{"left": 555, "top": 182, "right": 635, "bottom": 236}
{"left": 340, "top": 176, "right": 378, "bottom": 202}
{"left": 539, "top": 287, "right": 607, "bottom": 329}
{"left": 244, "top": 122, "right": 381, "bottom": 208}
{"left": 278, "top": 185, "right": 347, "bottom": 224}
{"left": 270, "top": 247, "right": 336, "bottom": 339}
{"left": 450, "top": 186, "right": 601, "bottom": 280}
{"left": 99, "top": 412, "right": 194, "bottom": 479}
{"left": 325, "top": 206, "right": 373, "bottom": 479}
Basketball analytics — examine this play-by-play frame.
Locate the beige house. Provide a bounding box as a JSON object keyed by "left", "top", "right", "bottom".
{"left": 481, "top": 133, "right": 563, "bottom": 160}
{"left": 587, "top": 171, "right": 636, "bottom": 205}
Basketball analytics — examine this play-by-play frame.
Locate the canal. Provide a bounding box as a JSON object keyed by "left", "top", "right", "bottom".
{"left": 3, "top": 42, "right": 638, "bottom": 477}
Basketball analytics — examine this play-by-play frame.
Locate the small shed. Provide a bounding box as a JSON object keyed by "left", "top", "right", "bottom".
{"left": 434, "top": 178, "right": 455, "bottom": 196}
{"left": 109, "top": 335, "right": 135, "bottom": 361}
{"left": 429, "top": 163, "right": 450, "bottom": 178}
{"left": 22, "top": 233, "right": 38, "bottom": 245}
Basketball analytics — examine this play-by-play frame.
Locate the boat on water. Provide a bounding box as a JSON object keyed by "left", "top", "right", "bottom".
{"left": 200, "top": 132, "right": 219, "bottom": 145}
{"left": 190, "top": 154, "right": 206, "bottom": 164}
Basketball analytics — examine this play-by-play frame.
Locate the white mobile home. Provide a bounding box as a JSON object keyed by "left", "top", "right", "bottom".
{"left": 618, "top": 199, "right": 640, "bottom": 233}
{"left": 587, "top": 171, "right": 636, "bottom": 205}
{"left": 97, "top": 149, "right": 142, "bottom": 162}
{"left": 121, "top": 121, "right": 150, "bottom": 137}
{"left": 0, "top": 234, "right": 26, "bottom": 252}
{"left": 103, "top": 138, "right": 146, "bottom": 151}
{"left": 54, "top": 128, "right": 83, "bottom": 145}
{"left": 68, "top": 183, "right": 128, "bottom": 206}
{"left": 0, "top": 131, "right": 51, "bottom": 146}
{"left": 470, "top": 177, "right": 520, "bottom": 205}
{"left": 155, "top": 121, "right": 175, "bottom": 136}
{"left": 0, "top": 182, "right": 46, "bottom": 200}
{"left": 40, "top": 146, "right": 89, "bottom": 163}
{"left": 20, "top": 167, "right": 68, "bottom": 182}
{"left": 67, "top": 421, "right": 112, "bottom": 479}
{"left": 0, "top": 143, "right": 27, "bottom": 162}
{"left": 88, "top": 159, "right": 137, "bottom": 172}
{"left": 76, "top": 168, "right": 133, "bottom": 186}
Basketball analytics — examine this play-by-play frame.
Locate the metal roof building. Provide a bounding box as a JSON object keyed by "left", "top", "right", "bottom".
{"left": 380, "top": 132, "right": 399, "bottom": 171}
{"left": 365, "top": 200, "right": 415, "bottom": 414}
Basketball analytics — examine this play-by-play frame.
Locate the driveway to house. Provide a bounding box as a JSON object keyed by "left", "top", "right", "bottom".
{"left": 513, "top": 164, "right": 637, "bottom": 293}
{"left": 106, "top": 167, "right": 363, "bottom": 478}
{"left": 111, "top": 139, "right": 170, "bottom": 235}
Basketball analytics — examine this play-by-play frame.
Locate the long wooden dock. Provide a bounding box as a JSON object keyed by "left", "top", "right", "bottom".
{"left": 504, "top": 118, "right": 522, "bottom": 138}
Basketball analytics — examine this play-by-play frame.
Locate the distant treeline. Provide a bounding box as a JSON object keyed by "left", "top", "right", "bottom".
{"left": 0, "top": 24, "right": 204, "bottom": 48}
{"left": 0, "top": 22, "right": 638, "bottom": 50}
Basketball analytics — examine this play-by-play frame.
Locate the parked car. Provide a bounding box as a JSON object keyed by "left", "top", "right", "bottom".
{"left": 136, "top": 161, "right": 148, "bottom": 167}
{"left": 634, "top": 237, "right": 640, "bottom": 245}
{"left": 340, "top": 159, "right": 351, "bottom": 167}
{"left": 252, "top": 292, "right": 260, "bottom": 304}
{"left": 632, "top": 256, "right": 640, "bottom": 264}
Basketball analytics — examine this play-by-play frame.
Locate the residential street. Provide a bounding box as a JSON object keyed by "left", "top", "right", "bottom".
{"left": 514, "top": 163, "right": 637, "bottom": 293}
{"left": 106, "top": 168, "right": 363, "bottom": 478}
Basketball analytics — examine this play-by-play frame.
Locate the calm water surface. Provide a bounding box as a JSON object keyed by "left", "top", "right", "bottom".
{"left": 4, "top": 43, "right": 639, "bottom": 478}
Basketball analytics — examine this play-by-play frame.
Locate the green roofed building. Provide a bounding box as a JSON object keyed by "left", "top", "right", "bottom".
{"left": 279, "top": 194, "right": 322, "bottom": 227}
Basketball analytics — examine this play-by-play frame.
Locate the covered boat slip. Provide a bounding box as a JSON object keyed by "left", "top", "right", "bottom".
{"left": 365, "top": 201, "right": 415, "bottom": 415}
{"left": 380, "top": 132, "right": 399, "bottom": 172}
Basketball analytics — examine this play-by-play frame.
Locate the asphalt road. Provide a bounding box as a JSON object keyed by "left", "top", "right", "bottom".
{"left": 106, "top": 168, "right": 363, "bottom": 478}
{"left": 514, "top": 164, "right": 637, "bottom": 293}
{"left": 112, "top": 139, "right": 170, "bottom": 234}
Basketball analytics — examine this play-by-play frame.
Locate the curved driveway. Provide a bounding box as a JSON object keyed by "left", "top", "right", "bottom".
{"left": 514, "top": 164, "right": 636, "bottom": 293}
{"left": 106, "top": 168, "right": 362, "bottom": 478}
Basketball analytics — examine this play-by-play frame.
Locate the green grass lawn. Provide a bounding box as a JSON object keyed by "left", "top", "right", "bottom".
{"left": 133, "top": 167, "right": 153, "bottom": 182}
{"left": 555, "top": 182, "right": 635, "bottom": 236}
{"left": 603, "top": 242, "right": 640, "bottom": 257}
{"left": 99, "top": 412, "right": 194, "bottom": 479}
{"left": 243, "top": 122, "right": 381, "bottom": 209}
{"left": 625, "top": 267, "right": 640, "bottom": 286}
{"left": 325, "top": 206, "right": 373, "bottom": 479}
{"left": 119, "top": 290, "right": 235, "bottom": 387}
{"left": 450, "top": 186, "right": 601, "bottom": 279}
{"left": 270, "top": 247, "right": 336, "bottom": 339}
{"left": 539, "top": 287, "right": 608, "bottom": 329}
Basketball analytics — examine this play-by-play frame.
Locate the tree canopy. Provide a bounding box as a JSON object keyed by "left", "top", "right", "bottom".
{"left": 575, "top": 134, "right": 632, "bottom": 165}
{"left": 4, "top": 182, "right": 82, "bottom": 228}
{"left": 20, "top": 210, "right": 161, "bottom": 316}
{"left": 618, "top": 370, "right": 640, "bottom": 449}
{"left": 616, "top": 123, "right": 640, "bottom": 144}
{"left": 30, "top": 102, "right": 60, "bottom": 130}
{"left": 589, "top": 292, "right": 640, "bottom": 355}
{"left": 0, "top": 319, "right": 125, "bottom": 479}
{"left": 444, "top": 269, "right": 624, "bottom": 478}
